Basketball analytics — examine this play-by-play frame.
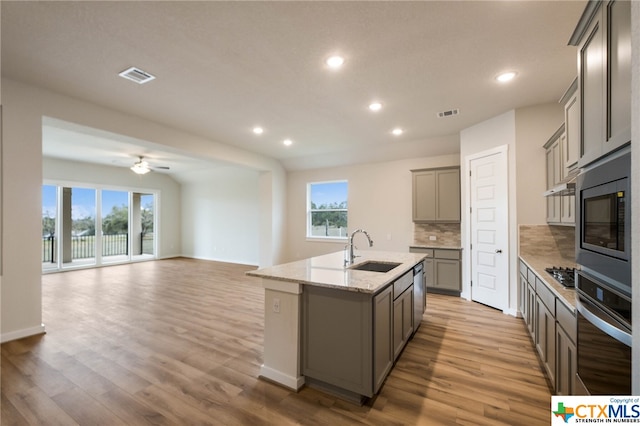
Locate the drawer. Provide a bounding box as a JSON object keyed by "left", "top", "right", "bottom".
{"left": 527, "top": 268, "right": 536, "bottom": 285}
{"left": 393, "top": 271, "right": 413, "bottom": 299}
{"left": 434, "top": 249, "right": 460, "bottom": 260}
{"left": 536, "top": 277, "right": 556, "bottom": 315}
{"left": 519, "top": 260, "right": 528, "bottom": 278}
{"left": 556, "top": 299, "right": 577, "bottom": 343}
{"left": 410, "top": 247, "right": 434, "bottom": 258}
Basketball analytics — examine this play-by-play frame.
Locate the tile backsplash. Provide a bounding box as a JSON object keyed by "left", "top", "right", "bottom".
{"left": 519, "top": 225, "right": 575, "bottom": 263}
{"left": 413, "top": 223, "right": 461, "bottom": 247}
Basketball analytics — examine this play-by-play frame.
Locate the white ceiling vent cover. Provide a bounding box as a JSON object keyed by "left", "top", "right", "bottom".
{"left": 118, "top": 67, "right": 156, "bottom": 84}
{"left": 437, "top": 108, "right": 459, "bottom": 118}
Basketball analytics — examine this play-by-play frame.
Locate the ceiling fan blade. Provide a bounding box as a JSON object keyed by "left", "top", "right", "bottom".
{"left": 152, "top": 166, "right": 170, "bottom": 170}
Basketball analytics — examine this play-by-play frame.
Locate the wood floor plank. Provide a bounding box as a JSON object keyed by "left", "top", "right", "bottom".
{"left": 1, "top": 258, "right": 552, "bottom": 424}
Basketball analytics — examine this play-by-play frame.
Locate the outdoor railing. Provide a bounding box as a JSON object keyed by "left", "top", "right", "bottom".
{"left": 42, "top": 233, "right": 131, "bottom": 262}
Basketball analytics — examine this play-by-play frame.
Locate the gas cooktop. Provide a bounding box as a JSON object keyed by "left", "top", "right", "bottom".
{"left": 544, "top": 267, "right": 576, "bottom": 288}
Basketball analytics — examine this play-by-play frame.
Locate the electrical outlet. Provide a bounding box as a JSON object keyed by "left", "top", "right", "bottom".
{"left": 273, "top": 297, "right": 281, "bottom": 313}
{"left": 429, "top": 235, "right": 437, "bottom": 241}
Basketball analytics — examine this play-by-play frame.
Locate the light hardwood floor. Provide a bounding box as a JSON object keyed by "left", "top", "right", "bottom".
{"left": 1, "top": 258, "right": 552, "bottom": 425}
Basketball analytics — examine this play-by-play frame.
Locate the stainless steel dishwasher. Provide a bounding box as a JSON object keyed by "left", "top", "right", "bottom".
{"left": 413, "top": 262, "right": 424, "bottom": 334}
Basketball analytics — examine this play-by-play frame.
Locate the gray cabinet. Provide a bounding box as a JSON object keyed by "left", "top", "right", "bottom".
{"left": 571, "top": 0, "right": 631, "bottom": 167}
{"left": 545, "top": 129, "right": 562, "bottom": 224}
{"left": 556, "top": 299, "right": 577, "bottom": 395}
{"left": 561, "top": 78, "right": 580, "bottom": 170}
{"left": 393, "top": 285, "right": 413, "bottom": 360}
{"left": 544, "top": 124, "right": 575, "bottom": 226}
{"left": 373, "top": 285, "right": 393, "bottom": 393}
{"left": 519, "top": 258, "right": 577, "bottom": 395}
{"left": 433, "top": 249, "right": 461, "bottom": 293}
{"left": 412, "top": 167, "right": 460, "bottom": 223}
{"left": 302, "top": 285, "right": 373, "bottom": 397}
{"left": 535, "top": 280, "right": 556, "bottom": 388}
{"left": 302, "top": 268, "right": 417, "bottom": 398}
{"left": 518, "top": 264, "right": 528, "bottom": 321}
{"left": 409, "top": 248, "right": 461, "bottom": 294}
{"left": 424, "top": 258, "right": 434, "bottom": 290}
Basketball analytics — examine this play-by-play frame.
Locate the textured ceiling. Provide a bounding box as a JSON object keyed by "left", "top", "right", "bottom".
{"left": 1, "top": 1, "right": 586, "bottom": 171}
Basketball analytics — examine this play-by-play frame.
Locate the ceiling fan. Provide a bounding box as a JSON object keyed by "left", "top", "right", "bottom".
{"left": 130, "top": 156, "right": 170, "bottom": 175}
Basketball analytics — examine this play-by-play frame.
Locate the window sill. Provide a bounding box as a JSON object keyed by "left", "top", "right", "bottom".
{"left": 306, "top": 237, "right": 348, "bottom": 243}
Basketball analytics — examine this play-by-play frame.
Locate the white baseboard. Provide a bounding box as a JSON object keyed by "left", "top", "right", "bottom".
{"left": 259, "top": 364, "right": 305, "bottom": 391}
{"left": 1, "top": 324, "right": 46, "bottom": 344}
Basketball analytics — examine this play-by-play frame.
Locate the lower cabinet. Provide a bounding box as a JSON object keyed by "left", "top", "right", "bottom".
{"left": 302, "top": 268, "right": 417, "bottom": 399}
{"left": 556, "top": 297, "right": 578, "bottom": 395}
{"left": 373, "top": 285, "right": 393, "bottom": 393}
{"left": 409, "top": 247, "right": 461, "bottom": 294}
{"left": 393, "top": 285, "right": 413, "bottom": 360}
{"left": 536, "top": 295, "right": 556, "bottom": 387}
{"left": 519, "top": 258, "right": 577, "bottom": 395}
{"left": 526, "top": 281, "right": 536, "bottom": 340}
{"left": 556, "top": 325, "right": 577, "bottom": 395}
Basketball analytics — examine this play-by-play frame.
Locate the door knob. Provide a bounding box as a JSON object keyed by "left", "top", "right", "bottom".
{"left": 495, "top": 249, "right": 502, "bottom": 253}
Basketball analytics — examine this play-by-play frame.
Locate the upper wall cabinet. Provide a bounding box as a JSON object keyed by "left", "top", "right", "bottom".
{"left": 570, "top": 0, "right": 631, "bottom": 167}
{"left": 412, "top": 167, "right": 460, "bottom": 223}
{"left": 560, "top": 78, "right": 580, "bottom": 171}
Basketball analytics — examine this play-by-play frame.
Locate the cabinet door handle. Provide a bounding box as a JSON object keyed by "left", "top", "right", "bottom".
{"left": 495, "top": 249, "right": 502, "bottom": 253}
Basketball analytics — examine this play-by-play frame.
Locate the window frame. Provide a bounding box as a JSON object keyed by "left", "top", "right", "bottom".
{"left": 306, "top": 180, "right": 349, "bottom": 241}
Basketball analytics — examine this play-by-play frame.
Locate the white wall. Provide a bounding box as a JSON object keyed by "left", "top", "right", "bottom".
{"left": 515, "top": 103, "right": 565, "bottom": 225}
{"left": 285, "top": 154, "right": 460, "bottom": 262}
{"left": 1, "top": 78, "right": 286, "bottom": 342}
{"left": 460, "top": 111, "right": 517, "bottom": 311}
{"left": 43, "top": 157, "right": 182, "bottom": 258}
{"left": 180, "top": 167, "right": 260, "bottom": 265}
{"left": 459, "top": 105, "right": 563, "bottom": 315}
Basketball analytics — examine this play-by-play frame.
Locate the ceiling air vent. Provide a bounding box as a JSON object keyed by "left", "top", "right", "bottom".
{"left": 437, "top": 108, "right": 459, "bottom": 118}
{"left": 118, "top": 67, "right": 156, "bottom": 84}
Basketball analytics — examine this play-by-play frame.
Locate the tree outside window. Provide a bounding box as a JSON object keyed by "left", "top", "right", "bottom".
{"left": 307, "top": 181, "right": 348, "bottom": 239}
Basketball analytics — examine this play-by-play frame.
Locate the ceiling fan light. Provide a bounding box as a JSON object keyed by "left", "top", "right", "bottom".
{"left": 131, "top": 162, "right": 150, "bottom": 174}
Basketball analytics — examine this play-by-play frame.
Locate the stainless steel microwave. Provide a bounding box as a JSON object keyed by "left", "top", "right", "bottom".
{"left": 576, "top": 149, "right": 631, "bottom": 298}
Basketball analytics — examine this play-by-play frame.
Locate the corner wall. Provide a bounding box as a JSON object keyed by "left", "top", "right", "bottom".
{"left": 180, "top": 167, "right": 260, "bottom": 265}
{"left": 460, "top": 104, "right": 563, "bottom": 315}
{"left": 284, "top": 154, "right": 460, "bottom": 262}
{"left": 0, "top": 78, "right": 286, "bottom": 342}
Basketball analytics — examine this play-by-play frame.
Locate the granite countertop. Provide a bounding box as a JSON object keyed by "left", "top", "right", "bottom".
{"left": 518, "top": 252, "right": 578, "bottom": 312}
{"left": 246, "top": 250, "right": 426, "bottom": 294}
{"left": 410, "top": 244, "right": 463, "bottom": 250}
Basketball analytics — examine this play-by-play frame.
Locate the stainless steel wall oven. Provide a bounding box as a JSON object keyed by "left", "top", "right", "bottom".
{"left": 575, "top": 148, "right": 632, "bottom": 395}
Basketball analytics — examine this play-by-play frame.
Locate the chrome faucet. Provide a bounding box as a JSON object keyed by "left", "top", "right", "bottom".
{"left": 345, "top": 229, "right": 374, "bottom": 266}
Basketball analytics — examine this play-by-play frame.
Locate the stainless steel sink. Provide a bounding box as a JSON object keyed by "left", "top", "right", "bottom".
{"left": 349, "top": 261, "right": 401, "bottom": 273}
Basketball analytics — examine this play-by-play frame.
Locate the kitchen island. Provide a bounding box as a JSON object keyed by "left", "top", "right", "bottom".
{"left": 247, "top": 250, "right": 427, "bottom": 403}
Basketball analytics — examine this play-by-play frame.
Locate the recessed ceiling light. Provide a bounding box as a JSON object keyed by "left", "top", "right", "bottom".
{"left": 326, "top": 55, "right": 345, "bottom": 69}
{"left": 283, "top": 139, "right": 293, "bottom": 146}
{"left": 392, "top": 128, "right": 403, "bottom": 136}
{"left": 253, "top": 126, "right": 264, "bottom": 135}
{"left": 496, "top": 71, "right": 517, "bottom": 83}
{"left": 369, "top": 102, "right": 383, "bottom": 112}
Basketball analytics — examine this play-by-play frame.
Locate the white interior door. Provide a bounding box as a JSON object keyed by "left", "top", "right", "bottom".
{"left": 469, "top": 149, "right": 508, "bottom": 311}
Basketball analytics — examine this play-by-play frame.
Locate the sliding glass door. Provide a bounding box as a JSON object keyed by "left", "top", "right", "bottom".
{"left": 42, "top": 185, "right": 58, "bottom": 272}
{"left": 132, "top": 193, "right": 155, "bottom": 260}
{"left": 101, "top": 190, "right": 129, "bottom": 264}
{"left": 42, "top": 184, "right": 157, "bottom": 272}
{"left": 65, "top": 187, "right": 97, "bottom": 268}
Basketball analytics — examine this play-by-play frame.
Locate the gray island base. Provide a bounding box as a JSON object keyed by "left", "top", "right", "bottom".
{"left": 246, "top": 250, "right": 427, "bottom": 404}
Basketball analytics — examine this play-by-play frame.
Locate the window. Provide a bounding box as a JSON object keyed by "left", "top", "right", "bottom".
{"left": 42, "top": 183, "right": 158, "bottom": 272}
{"left": 307, "top": 181, "right": 348, "bottom": 239}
